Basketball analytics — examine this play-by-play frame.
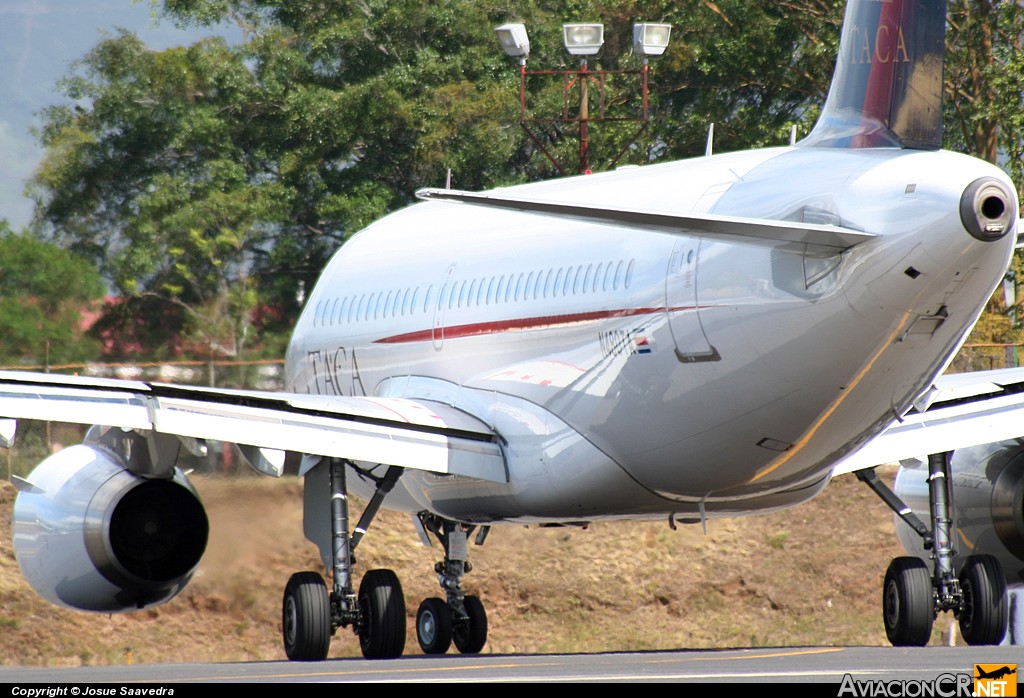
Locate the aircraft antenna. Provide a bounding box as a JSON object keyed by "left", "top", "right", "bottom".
{"left": 705, "top": 123, "right": 714, "bottom": 157}
{"left": 790, "top": 125, "right": 797, "bottom": 146}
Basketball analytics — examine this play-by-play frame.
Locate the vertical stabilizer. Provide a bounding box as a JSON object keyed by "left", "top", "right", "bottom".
{"left": 802, "top": 0, "right": 947, "bottom": 150}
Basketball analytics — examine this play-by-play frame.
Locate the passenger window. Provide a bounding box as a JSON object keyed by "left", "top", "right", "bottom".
{"left": 525, "top": 272, "right": 534, "bottom": 301}
{"left": 543, "top": 269, "right": 553, "bottom": 298}
{"left": 583, "top": 265, "right": 593, "bottom": 293}
{"left": 625, "top": 259, "right": 635, "bottom": 289}
{"left": 486, "top": 277, "right": 496, "bottom": 305}
{"left": 374, "top": 293, "right": 384, "bottom": 320}
{"left": 357, "top": 295, "right": 366, "bottom": 322}
{"left": 594, "top": 263, "right": 604, "bottom": 292}
{"left": 603, "top": 262, "right": 613, "bottom": 291}
{"left": 514, "top": 273, "right": 524, "bottom": 302}
{"left": 563, "top": 266, "right": 574, "bottom": 296}
{"left": 573, "top": 266, "right": 583, "bottom": 295}
{"left": 613, "top": 261, "right": 624, "bottom": 290}
{"left": 554, "top": 268, "right": 564, "bottom": 296}
{"left": 476, "top": 278, "right": 485, "bottom": 306}
{"left": 423, "top": 286, "right": 433, "bottom": 313}
{"left": 313, "top": 299, "right": 323, "bottom": 328}
{"left": 469, "top": 279, "right": 478, "bottom": 307}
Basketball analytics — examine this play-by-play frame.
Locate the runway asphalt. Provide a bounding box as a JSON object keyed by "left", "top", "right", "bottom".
{"left": 0, "top": 646, "right": 1020, "bottom": 684}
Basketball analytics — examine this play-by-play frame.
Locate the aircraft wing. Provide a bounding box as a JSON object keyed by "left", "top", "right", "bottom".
{"left": 415, "top": 188, "right": 877, "bottom": 252}
{"left": 832, "top": 366, "right": 1024, "bottom": 475}
{"left": 0, "top": 370, "right": 506, "bottom": 483}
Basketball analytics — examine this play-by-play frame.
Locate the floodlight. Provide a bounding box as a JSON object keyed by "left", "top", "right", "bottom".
{"left": 633, "top": 23, "right": 672, "bottom": 57}
{"left": 562, "top": 23, "right": 604, "bottom": 56}
{"left": 495, "top": 23, "right": 530, "bottom": 59}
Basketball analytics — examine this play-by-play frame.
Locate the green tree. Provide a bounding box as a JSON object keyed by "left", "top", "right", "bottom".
{"left": 0, "top": 221, "right": 104, "bottom": 365}
{"left": 30, "top": 33, "right": 292, "bottom": 362}
{"left": 160, "top": 0, "right": 843, "bottom": 173}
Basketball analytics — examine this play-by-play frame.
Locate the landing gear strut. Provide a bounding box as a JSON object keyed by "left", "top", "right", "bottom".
{"left": 282, "top": 458, "right": 406, "bottom": 660}
{"left": 859, "top": 452, "right": 1008, "bottom": 646}
{"left": 414, "top": 513, "right": 489, "bottom": 655}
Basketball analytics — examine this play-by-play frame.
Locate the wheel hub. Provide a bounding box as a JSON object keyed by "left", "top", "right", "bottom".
{"left": 284, "top": 596, "right": 297, "bottom": 647}
{"left": 419, "top": 610, "right": 437, "bottom": 644}
{"left": 884, "top": 579, "right": 899, "bottom": 629}
{"left": 959, "top": 576, "right": 975, "bottom": 629}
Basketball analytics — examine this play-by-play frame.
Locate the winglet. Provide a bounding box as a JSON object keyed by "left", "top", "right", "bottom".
{"left": 802, "top": 0, "right": 947, "bottom": 150}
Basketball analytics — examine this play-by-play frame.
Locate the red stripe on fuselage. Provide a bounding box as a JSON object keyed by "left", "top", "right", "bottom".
{"left": 373, "top": 306, "right": 694, "bottom": 344}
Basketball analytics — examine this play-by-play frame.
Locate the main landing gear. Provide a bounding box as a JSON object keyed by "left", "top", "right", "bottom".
{"left": 282, "top": 458, "right": 407, "bottom": 660}
{"left": 280, "top": 458, "right": 491, "bottom": 660}
{"left": 858, "top": 452, "right": 1008, "bottom": 646}
{"left": 414, "top": 513, "right": 489, "bottom": 655}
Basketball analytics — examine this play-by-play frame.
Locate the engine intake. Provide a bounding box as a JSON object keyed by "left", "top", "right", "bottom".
{"left": 13, "top": 444, "right": 209, "bottom": 612}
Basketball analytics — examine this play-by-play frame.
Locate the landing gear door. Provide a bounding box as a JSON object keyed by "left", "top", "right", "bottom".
{"left": 666, "top": 239, "right": 719, "bottom": 363}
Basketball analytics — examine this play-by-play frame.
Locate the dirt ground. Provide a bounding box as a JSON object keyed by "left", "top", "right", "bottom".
{"left": 0, "top": 467, "right": 956, "bottom": 667}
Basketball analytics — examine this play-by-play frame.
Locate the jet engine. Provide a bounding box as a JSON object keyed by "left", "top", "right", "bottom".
{"left": 12, "top": 439, "right": 209, "bottom": 612}
{"left": 893, "top": 441, "right": 1024, "bottom": 585}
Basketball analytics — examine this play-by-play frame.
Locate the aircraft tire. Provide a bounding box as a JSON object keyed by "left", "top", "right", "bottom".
{"left": 958, "top": 554, "right": 1008, "bottom": 645}
{"left": 883, "top": 557, "right": 934, "bottom": 646}
{"left": 282, "top": 571, "right": 331, "bottom": 661}
{"left": 358, "top": 569, "right": 406, "bottom": 659}
{"left": 452, "top": 594, "right": 488, "bottom": 654}
{"left": 416, "top": 597, "right": 453, "bottom": 654}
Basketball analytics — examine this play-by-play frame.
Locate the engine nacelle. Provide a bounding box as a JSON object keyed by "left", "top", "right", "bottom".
{"left": 893, "top": 441, "right": 1024, "bottom": 585}
{"left": 13, "top": 443, "right": 209, "bottom": 612}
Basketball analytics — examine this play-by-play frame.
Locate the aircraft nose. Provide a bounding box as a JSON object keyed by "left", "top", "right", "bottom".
{"left": 960, "top": 176, "right": 1016, "bottom": 242}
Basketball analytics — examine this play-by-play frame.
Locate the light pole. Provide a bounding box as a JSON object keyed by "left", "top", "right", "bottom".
{"left": 495, "top": 21, "right": 671, "bottom": 175}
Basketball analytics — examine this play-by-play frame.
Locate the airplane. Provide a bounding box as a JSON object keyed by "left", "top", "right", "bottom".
{"left": 4, "top": 0, "right": 1024, "bottom": 661}
{"left": 975, "top": 666, "right": 1017, "bottom": 681}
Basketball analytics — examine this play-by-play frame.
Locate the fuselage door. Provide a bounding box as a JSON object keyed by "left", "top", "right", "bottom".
{"left": 433, "top": 264, "right": 456, "bottom": 351}
{"left": 665, "top": 239, "right": 719, "bottom": 363}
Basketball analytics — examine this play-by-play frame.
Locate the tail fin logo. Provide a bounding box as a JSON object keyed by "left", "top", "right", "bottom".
{"left": 801, "top": 0, "right": 946, "bottom": 150}
{"left": 849, "top": 22, "right": 910, "bottom": 65}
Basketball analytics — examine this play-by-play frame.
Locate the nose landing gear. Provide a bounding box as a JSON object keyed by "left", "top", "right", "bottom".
{"left": 414, "top": 513, "right": 489, "bottom": 655}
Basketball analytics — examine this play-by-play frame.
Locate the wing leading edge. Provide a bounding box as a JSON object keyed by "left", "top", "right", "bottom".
{"left": 0, "top": 371, "right": 506, "bottom": 483}
{"left": 415, "top": 188, "right": 877, "bottom": 252}
{"left": 833, "top": 366, "right": 1024, "bottom": 475}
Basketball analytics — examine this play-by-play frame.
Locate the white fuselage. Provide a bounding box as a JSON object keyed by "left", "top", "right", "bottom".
{"left": 284, "top": 145, "right": 1016, "bottom": 524}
